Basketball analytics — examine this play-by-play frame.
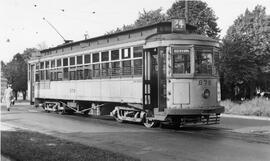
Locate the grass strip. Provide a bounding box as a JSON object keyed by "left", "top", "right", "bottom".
{"left": 221, "top": 97, "right": 270, "bottom": 117}
{"left": 1, "top": 130, "right": 139, "bottom": 161}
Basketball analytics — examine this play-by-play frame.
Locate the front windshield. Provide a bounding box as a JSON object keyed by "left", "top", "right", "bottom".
{"left": 172, "top": 48, "right": 190, "bottom": 74}
{"left": 195, "top": 49, "right": 213, "bottom": 75}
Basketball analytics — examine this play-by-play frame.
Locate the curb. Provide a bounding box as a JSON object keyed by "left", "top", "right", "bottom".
{"left": 221, "top": 113, "right": 270, "bottom": 121}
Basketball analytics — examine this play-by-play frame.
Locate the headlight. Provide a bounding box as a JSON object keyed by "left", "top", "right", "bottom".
{"left": 202, "top": 89, "right": 210, "bottom": 99}
{"left": 217, "top": 81, "right": 221, "bottom": 102}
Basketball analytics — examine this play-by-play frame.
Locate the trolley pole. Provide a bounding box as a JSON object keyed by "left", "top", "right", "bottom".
{"left": 43, "top": 17, "right": 72, "bottom": 44}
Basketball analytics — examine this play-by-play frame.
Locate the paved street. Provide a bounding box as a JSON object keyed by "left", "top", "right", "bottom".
{"left": 1, "top": 102, "right": 270, "bottom": 161}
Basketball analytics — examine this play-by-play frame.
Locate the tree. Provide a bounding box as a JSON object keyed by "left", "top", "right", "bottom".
{"left": 1, "top": 61, "right": 6, "bottom": 72}
{"left": 37, "top": 41, "right": 48, "bottom": 50}
{"left": 105, "top": 8, "right": 166, "bottom": 34}
{"left": 106, "top": 1, "right": 220, "bottom": 38}
{"left": 220, "top": 40, "right": 259, "bottom": 99}
{"left": 22, "top": 48, "right": 38, "bottom": 60}
{"left": 4, "top": 54, "right": 27, "bottom": 100}
{"left": 225, "top": 6, "right": 270, "bottom": 66}
{"left": 3, "top": 48, "right": 37, "bottom": 100}
{"left": 221, "top": 5, "right": 270, "bottom": 100}
{"left": 134, "top": 8, "right": 167, "bottom": 27}
{"left": 167, "top": 0, "right": 220, "bottom": 39}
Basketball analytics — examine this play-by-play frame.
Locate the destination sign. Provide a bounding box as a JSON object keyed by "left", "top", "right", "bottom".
{"left": 172, "top": 19, "right": 186, "bottom": 33}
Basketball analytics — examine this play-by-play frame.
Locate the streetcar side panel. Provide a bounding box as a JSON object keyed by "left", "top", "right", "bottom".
{"left": 34, "top": 77, "right": 142, "bottom": 103}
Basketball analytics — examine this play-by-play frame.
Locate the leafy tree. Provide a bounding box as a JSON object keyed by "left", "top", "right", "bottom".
{"left": 134, "top": 8, "right": 167, "bottom": 27}
{"left": 167, "top": 0, "right": 220, "bottom": 39}
{"left": 1, "top": 61, "right": 6, "bottom": 72}
{"left": 3, "top": 48, "right": 37, "bottom": 100}
{"left": 220, "top": 40, "right": 259, "bottom": 99}
{"left": 4, "top": 54, "right": 27, "bottom": 100}
{"left": 221, "top": 5, "right": 270, "bottom": 99}
{"left": 37, "top": 41, "right": 48, "bottom": 50}
{"left": 22, "top": 48, "right": 38, "bottom": 60}
{"left": 225, "top": 5, "right": 270, "bottom": 67}
{"left": 105, "top": 8, "right": 166, "bottom": 34}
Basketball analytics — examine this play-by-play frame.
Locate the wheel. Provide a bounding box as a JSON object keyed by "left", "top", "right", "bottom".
{"left": 143, "top": 118, "right": 159, "bottom": 128}
{"left": 57, "top": 109, "right": 65, "bottom": 115}
{"left": 114, "top": 113, "right": 124, "bottom": 123}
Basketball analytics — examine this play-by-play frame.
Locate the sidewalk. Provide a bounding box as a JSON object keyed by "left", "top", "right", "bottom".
{"left": 221, "top": 113, "right": 270, "bottom": 121}
{"left": 13, "top": 100, "right": 31, "bottom": 105}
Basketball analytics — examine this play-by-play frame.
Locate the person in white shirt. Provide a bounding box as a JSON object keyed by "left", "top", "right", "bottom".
{"left": 4, "top": 85, "right": 13, "bottom": 111}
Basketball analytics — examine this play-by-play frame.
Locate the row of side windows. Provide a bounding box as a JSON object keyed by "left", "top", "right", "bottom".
{"left": 35, "top": 46, "right": 143, "bottom": 82}
{"left": 37, "top": 46, "right": 143, "bottom": 69}
{"left": 35, "top": 59, "right": 143, "bottom": 82}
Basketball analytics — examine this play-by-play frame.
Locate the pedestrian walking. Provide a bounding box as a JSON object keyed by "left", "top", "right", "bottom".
{"left": 4, "top": 84, "right": 13, "bottom": 111}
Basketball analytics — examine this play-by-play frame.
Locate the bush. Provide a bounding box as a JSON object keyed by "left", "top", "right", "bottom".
{"left": 221, "top": 97, "right": 270, "bottom": 117}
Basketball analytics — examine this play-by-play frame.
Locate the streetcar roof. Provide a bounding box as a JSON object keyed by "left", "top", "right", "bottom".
{"left": 39, "top": 21, "right": 197, "bottom": 53}
{"left": 146, "top": 33, "right": 218, "bottom": 42}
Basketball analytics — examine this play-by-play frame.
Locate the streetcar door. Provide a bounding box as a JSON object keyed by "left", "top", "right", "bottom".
{"left": 157, "top": 47, "right": 167, "bottom": 112}
{"left": 30, "top": 64, "right": 35, "bottom": 104}
{"left": 143, "top": 48, "right": 166, "bottom": 112}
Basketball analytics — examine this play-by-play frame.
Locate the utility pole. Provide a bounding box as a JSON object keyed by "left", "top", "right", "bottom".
{"left": 185, "top": 0, "right": 189, "bottom": 23}
{"left": 43, "top": 17, "right": 72, "bottom": 44}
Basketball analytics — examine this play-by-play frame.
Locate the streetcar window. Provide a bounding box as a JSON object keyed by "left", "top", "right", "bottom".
{"left": 93, "top": 64, "right": 100, "bottom": 78}
{"left": 172, "top": 48, "right": 190, "bottom": 74}
{"left": 111, "top": 50, "right": 119, "bottom": 60}
{"left": 84, "top": 65, "right": 92, "bottom": 79}
{"left": 45, "top": 61, "right": 49, "bottom": 69}
{"left": 63, "top": 68, "right": 69, "bottom": 80}
{"left": 35, "top": 73, "right": 40, "bottom": 82}
{"left": 63, "top": 58, "right": 68, "bottom": 66}
{"left": 84, "top": 54, "right": 91, "bottom": 64}
{"left": 101, "top": 63, "right": 109, "bottom": 77}
{"left": 122, "top": 60, "right": 131, "bottom": 75}
{"left": 134, "top": 59, "right": 142, "bottom": 75}
{"left": 51, "top": 60, "right": 55, "bottom": 68}
{"left": 122, "top": 48, "right": 130, "bottom": 59}
{"left": 213, "top": 51, "right": 219, "bottom": 75}
{"left": 70, "top": 57, "right": 75, "bottom": 66}
{"left": 54, "top": 72, "right": 57, "bottom": 81}
{"left": 77, "top": 56, "right": 83, "bottom": 65}
{"left": 40, "top": 62, "right": 44, "bottom": 69}
{"left": 195, "top": 49, "right": 213, "bottom": 75}
{"left": 133, "top": 46, "right": 143, "bottom": 58}
{"left": 101, "top": 51, "right": 109, "bottom": 61}
{"left": 77, "top": 66, "right": 84, "bottom": 80}
{"left": 45, "top": 70, "right": 50, "bottom": 80}
{"left": 111, "top": 61, "right": 120, "bottom": 76}
{"left": 70, "top": 71, "right": 76, "bottom": 80}
{"left": 50, "top": 71, "right": 54, "bottom": 81}
{"left": 40, "top": 71, "right": 45, "bottom": 80}
{"left": 57, "top": 59, "right": 62, "bottom": 67}
{"left": 93, "top": 53, "right": 99, "bottom": 63}
{"left": 57, "top": 71, "right": 62, "bottom": 81}
{"left": 36, "top": 63, "right": 39, "bottom": 70}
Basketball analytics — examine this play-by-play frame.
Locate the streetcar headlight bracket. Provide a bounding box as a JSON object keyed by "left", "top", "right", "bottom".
{"left": 202, "top": 89, "right": 210, "bottom": 99}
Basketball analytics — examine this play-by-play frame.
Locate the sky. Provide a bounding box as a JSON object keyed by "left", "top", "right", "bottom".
{"left": 0, "top": 0, "right": 270, "bottom": 63}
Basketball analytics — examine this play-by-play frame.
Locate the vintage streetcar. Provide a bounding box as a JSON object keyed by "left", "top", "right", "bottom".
{"left": 28, "top": 19, "right": 224, "bottom": 128}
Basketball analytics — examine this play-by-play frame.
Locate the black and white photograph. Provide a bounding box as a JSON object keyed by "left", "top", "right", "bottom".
{"left": 1, "top": 0, "right": 270, "bottom": 161}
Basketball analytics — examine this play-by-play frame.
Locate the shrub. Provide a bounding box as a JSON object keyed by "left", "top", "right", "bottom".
{"left": 220, "top": 97, "right": 270, "bottom": 117}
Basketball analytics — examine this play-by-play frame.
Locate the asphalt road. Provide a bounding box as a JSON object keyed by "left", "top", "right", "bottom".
{"left": 1, "top": 102, "right": 270, "bottom": 161}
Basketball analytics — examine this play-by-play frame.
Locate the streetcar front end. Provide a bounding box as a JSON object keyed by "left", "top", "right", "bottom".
{"left": 144, "top": 32, "right": 225, "bottom": 127}
{"left": 164, "top": 44, "right": 224, "bottom": 125}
